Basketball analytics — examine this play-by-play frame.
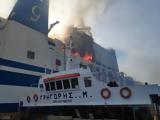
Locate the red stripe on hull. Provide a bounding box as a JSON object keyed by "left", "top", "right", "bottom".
{"left": 44, "top": 73, "right": 80, "bottom": 82}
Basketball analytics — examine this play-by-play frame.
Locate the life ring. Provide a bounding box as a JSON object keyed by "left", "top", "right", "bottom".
{"left": 33, "top": 94, "right": 38, "bottom": 102}
{"left": 101, "top": 88, "right": 111, "bottom": 99}
{"left": 26, "top": 96, "right": 31, "bottom": 103}
{"left": 120, "top": 87, "right": 132, "bottom": 99}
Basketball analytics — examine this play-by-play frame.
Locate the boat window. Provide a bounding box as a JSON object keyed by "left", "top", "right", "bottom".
{"left": 27, "top": 50, "right": 35, "bottom": 60}
{"left": 63, "top": 79, "right": 70, "bottom": 89}
{"left": 50, "top": 81, "right": 56, "bottom": 91}
{"left": 56, "top": 59, "right": 61, "bottom": 66}
{"left": 84, "top": 77, "right": 92, "bottom": 87}
{"left": 45, "top": 82, "right": 50, "bottom": 91}
{"left": 71, "top": 78, "right": 79, "bottom": 89}
{"left": 56, "top": 81, "right": 63, "bottom": 90}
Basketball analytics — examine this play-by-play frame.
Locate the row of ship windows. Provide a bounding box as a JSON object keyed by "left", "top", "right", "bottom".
{"left": 44, "top": 78, "right": 79, "bottom": 91}
{"left": 27, "top": 50, "right": 115, "bottom": 72}
{"left": 27, "top": 50, "right": 62, "bottom": 66}
{"left": 44, "top": 77, "right": 92, "bottom": 91}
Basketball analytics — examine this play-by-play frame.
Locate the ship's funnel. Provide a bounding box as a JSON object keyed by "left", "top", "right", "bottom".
{"left": 8, "top": 0, "right": 49, "bottom": 34}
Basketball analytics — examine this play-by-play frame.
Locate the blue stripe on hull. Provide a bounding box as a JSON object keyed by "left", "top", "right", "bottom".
{"left": 0, "top": 103, "right": 19, "bottom": 112}
{"left": 0, "top": 103, "right": 57, "bottom": 113}
{"left": 0, "top": 70, "right": 40, "bottom": 87}
{"left": 0, "top": 103, "right": 28, "bottom": 112}
{"left": 0, "top": 58, "right": 45, "bottom": 73}
{"left": 0, "top": 58, "right": 57, "bottom": 74}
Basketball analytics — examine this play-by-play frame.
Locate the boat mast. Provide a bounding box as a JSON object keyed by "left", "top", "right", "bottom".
{"left": 65, "top": 36, "right": 73, "bottom": 70}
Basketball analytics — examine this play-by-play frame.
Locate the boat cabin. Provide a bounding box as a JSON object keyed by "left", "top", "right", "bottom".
{"left": 38, "top": 68, "right": 102, "bottom": 94}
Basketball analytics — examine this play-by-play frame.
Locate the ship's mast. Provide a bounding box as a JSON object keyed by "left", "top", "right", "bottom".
{"left": 65, "top": 36, "right": 73, "bottom": 70}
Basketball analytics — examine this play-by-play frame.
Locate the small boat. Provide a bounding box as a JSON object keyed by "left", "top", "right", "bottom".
{"left": 22, "top": 66, "right": 160, "bottom": 108}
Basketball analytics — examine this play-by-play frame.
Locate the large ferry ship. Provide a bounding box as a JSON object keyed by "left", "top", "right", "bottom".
{"left": 0, "top": 0, "right": 156, "bottom": 114}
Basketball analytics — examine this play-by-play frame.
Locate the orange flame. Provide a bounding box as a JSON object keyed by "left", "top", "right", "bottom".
{"left": 83, "top": 53, "right": 92, "bottom": 62}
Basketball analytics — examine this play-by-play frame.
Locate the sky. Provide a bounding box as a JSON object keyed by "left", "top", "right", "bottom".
{"left": 0, "top": 0, "right": 160, "bottom": 84}
{"left": 90, "top": 0, "right": 160, "bottom": 84}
